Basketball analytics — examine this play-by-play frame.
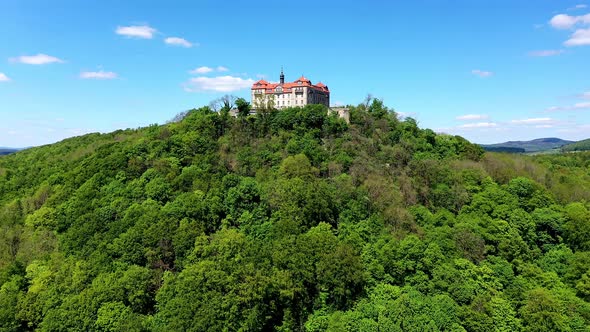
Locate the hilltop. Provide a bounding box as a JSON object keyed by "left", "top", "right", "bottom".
{"left": 1, "top": 101, "right": 590, "bottom": 331}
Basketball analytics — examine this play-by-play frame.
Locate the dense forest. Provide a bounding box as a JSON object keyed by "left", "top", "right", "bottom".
{"left": 1, "top": 99, "right": 590, "bottom": 331}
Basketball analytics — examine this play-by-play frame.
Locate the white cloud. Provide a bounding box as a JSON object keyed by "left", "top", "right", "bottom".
{"left": 190, "top": 66, "right": 214, "bottom": 74}
{"left": 10, "top": 53, "right": 64, "bottom": 65}
{"left": 0, "top": 73, "right": 10, "bottom": 82}
{"left": 535, "top": 125, "right": 554, "bottom": 128}
{"left": 547, "top": 102, "right": 590, "bottom": 111}
{"left": 116, "top": 25, "right": 156, "bottom": 39}
{"left": 456, "top": 114, "right": 489, "bottom": 121}
{"left": 184, "top": 75, "right": 255, "bottom": 92}
{"left": 581, "top": 91, "right": 590, "bottom": 98}
{"left": 471, "top": 69, "right": 493, "bottom": 78}
{"left": 574, "top": 101, "right": 590, "bottom": 108}
{"left": 80, "top": 71, "right": 118, "bottom": 79}
{"left": 569, "top": 4, "right": 588, "bottom": 10}
{"left": 189, "top": 66, "right": 230, "bottom": 74}
{"left": 528, "top": 49, "right": 564, "bottom": 56}
{"left": 511, "top": 117, "right": 555, "bottom": 124}
{"left": 458, "top": 122, "right": 497, "bottom": 128}
{"left": 550, "top": 13, "right": 590, "bottom": 29}
{"left": 565, "top": 28, "right": 590, "bottom": 46}
{"left": 549, "top": 12, "right": 590, "bottom": 46}
{"left": 164, "top": 37, "right": 194, "bottom": 47}
{"left": 550, "top": 14, "right": 580, "bottom": 29}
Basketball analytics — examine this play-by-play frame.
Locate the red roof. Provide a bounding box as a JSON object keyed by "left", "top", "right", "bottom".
{"left": 253, "top": 79, "right": 269, "bottom": 85}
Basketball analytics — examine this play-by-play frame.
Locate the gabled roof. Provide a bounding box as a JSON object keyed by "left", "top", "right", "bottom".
{"left": 295, "top": 76, "right": 310, "bottom": 83}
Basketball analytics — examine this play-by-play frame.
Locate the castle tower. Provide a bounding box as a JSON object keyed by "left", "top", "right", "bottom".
{"left": 280, "top": 67, "right": 285, "bottom": 84}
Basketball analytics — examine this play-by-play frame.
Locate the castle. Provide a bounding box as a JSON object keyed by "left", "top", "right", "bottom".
{"left": 251, "top": 70, "right": 330, "bottom": 110}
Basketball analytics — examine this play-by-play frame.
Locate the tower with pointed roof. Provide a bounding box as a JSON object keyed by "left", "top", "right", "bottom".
{"left": 251, "top": 69, "right": 330, "bottom": 110}
{"left": 280, "top": 67, "right": 285, "bottom": 84}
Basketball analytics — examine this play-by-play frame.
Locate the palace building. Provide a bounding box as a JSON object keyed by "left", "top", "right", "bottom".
{"left": 251, "top": 70, "right": 330, "bottom": 110}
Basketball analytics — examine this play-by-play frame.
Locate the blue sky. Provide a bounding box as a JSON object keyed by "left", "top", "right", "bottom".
{"left": 1, "top": 0, "right": 589, "bottom": 147}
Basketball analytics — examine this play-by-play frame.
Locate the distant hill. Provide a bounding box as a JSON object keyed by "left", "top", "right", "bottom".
{"left": 562, "top": 138, "right": 590, "bottom": 152}
{"left": 481, "top": 146, "right": 526, "bottom": 153}
{"left": 0, "top": 147, "right": 20, "bottom": 156}
{"left": 480, "top": 137, "right": 574, "bottom": 153}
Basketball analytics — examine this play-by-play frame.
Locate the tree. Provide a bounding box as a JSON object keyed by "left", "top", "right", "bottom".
{"left": 235, "top": 97, "right": 251, "bottom": 118}
{"left": 563, "top": 202, "right": 590, "bottom": 251}
{"left": 278, "top": 154, "right": 318, "bottom": 179}
{"left": 520, "top": 288, "right": 570, "bottom": 332}
{"left": 0, "top": 276, "right": 24, "bottom": 331}
{"left": 209, "top": 94, "right": 237, "bottom": 113}
{"left": 252, "top": 93, "right": 275, "bottom": 112}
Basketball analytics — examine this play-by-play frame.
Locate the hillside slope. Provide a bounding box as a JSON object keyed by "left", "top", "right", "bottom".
{"left": 562, "top": 138, "right": 590, "bottom": 152}
{"left": 1, "top": 102, "right": 590, "bottom": 331}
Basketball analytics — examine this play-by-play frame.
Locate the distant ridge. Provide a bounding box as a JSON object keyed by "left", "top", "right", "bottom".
{"left": 480, "top": 137, "right": 574, "bottom": 153}
{"left": 0, "top": 147, "right": 21, "bottom": 156}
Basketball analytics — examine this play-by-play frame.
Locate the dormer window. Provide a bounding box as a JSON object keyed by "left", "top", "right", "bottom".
{"left": 298, "top": 81, "right": 302, "bottom": 85}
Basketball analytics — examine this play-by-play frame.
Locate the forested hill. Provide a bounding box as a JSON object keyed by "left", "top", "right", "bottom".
{"left": 1, "top": 101, "right": 590, "bottom": 331}
{"left": 563, "top": 138, "right": 590, "bottom": 152}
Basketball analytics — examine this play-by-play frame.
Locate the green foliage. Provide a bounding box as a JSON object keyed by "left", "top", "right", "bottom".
{"left": 0, "top": 100, "right": 589, "bottom": 330}
{"left": 306, "top": 284, "right": 465, "bottom": 332}
{"left": 564, "top": 203, "right": 590, "bottom": 251}
{"left": 562, "top": 138, "right": 590, "bottom": 152}
{"left": 279, "top": 154, "right": 319, "bottom": 178}
{"left": 235, "top": 97, "right": 251, "bottom": 118}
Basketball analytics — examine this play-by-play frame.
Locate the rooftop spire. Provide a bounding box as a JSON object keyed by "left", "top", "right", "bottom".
{"left": 280, "top": 67, "right": 285, "bottom": 84}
